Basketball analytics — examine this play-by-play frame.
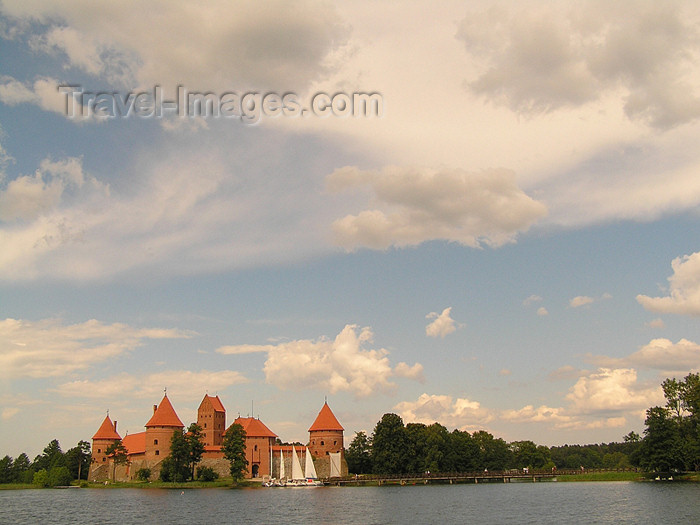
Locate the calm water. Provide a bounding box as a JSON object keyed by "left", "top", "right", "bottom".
{"left": 1, "top": 482, "right": 699, "bottom": 524}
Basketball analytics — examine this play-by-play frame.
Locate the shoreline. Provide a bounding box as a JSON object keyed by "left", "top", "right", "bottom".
{"left": 2, "top": 471, "right": 698, "bottom": 490}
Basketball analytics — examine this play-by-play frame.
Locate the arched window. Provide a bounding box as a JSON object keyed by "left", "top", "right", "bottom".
{"left": 155, "top": 450, "right": 159, "bottom": 456}
{"left": 154, "top": 439, "right": 158, "bottom": 445}
{"left": 320, "top": 441, "right": 325, "bottom": 446}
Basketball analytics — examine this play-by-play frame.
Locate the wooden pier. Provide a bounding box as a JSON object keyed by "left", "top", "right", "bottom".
{"left": 329, "top": 469, "right": 601, "bottom": 486}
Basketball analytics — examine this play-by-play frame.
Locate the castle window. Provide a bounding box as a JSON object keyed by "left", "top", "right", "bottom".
{"left": 334, "top": 441, "right": 337, "bottom": 445}
{"left": 97, "top": 449, "right": 101, "bottom": 453}
{"left": 102, "top": 457, "right": 106, "bottom": 462}
{"left": 155, "top": 450, "right": 160, "bottom": 456}
{"left": 254, "top": 445, "right": 258, "bottom": 451}
{"left": 204, "top": 423, "right": 207, "bottom": 428}
{"left": 320, "top": 441, "right": 325, "bottom": 446}
{"left": 154, "top": 439, "right": 158, "bottom": 445}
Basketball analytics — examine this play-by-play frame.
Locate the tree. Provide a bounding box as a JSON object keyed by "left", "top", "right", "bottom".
{"left": 638, "top": 373, "right": 700, "bottom": 472}
{"left": 33, "top": 469, "right": 49, "bottom": 487}
{"left": 48, "top": 466, "right": 73, "bottom": 487}
{"left": 105, "top": 440, "right": 129, "bottom": 481}
{"left": 185, "top": 424, "right": 205, "bottom": 480}
{"left": 371, "top": 413, "right": 408, "bottom": 474}
{"left": 623, "top": 431, "right": 641, "bottom": 443}
{"left": 472, "top": 431, "right": 512, "bottom": 471}
{"left": 33, "top": 439, "right": 65, "bottom": 472}
{"left": 65, "top": 440, "right": 91, "bottom": 481}
{"left": 0, "top": 456, "right": 12, "bottom": 483}
{"left": 639, "top": 406, "right": 681, "bottom": 472}
{"left": 222, "top": 423, "right": 248, "bottom": 482}
{"left": 510, "top": 440, "right": 551, "bottom": 470}
{"left": 135, "top": 468, "right": 151, "bottom": 481}
{"left": 11, "top": 453, "right": 32, "bottom": 483}
{"left": 196, "top": 466, "right": 219, "bottom": 482}
{"left": 447, "top": 430, "right": 480, "bottom": 472}
{"left": 161, "top": 430, "right": 190, "bottom": 482}
{"left": 345, "top": 431, "right": 372, "bottom": 474}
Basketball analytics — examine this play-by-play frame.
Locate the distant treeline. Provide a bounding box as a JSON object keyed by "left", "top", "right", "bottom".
{"left": 345, "top": 414, "right": 641, "bottom": 475}
{"left": 347, "top": 373, "right": 700, "bottom": 476}
{"left": 0, "top": 439, "right": 90, "bottom": 486}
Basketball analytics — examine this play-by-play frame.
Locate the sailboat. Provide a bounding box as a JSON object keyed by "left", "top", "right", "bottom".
{"left": 285, "top": 446, "right": 305, "bottom": 486}
{"left": 303, "top": 449, "right": 324, "bottom": 486}
{"left": 275, "top": 449, "right": 285, "bottom": 486}
{"left": 284, "top": 446, "right": 322, "bottom": 486}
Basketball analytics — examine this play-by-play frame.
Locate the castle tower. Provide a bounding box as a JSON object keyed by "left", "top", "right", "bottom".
{"left": 144, "top": 393, "right": 184, "bottom": 463}
{"left": 307, "top": 402, "right": 344, "bottom": 459}
{"left": 197, "top": 394, "right": 226, "bottom": 447}
{"left": 231, "top": 417, "right": 277, "bottom": 478}
{"left": 88, "top": 414, "right": 121, "bottom": 480}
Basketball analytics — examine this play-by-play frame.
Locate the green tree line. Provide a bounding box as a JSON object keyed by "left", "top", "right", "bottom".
{"left": 0, "top": 439, "right": 90, "bottom": 486}
{"left": 346, "top": 373, "right": 700, "bottom": 476}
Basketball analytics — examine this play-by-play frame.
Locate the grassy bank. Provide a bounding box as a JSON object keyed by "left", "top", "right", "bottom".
{"left": 556, "top": 471, "right": 647, "bottom": 482}
{"left": 82, "top": 478, "right": 257, "bottom": 489}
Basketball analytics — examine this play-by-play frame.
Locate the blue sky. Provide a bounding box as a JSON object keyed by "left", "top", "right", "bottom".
{"left": 2, "top": 1, "right": 700, "bottom": 459}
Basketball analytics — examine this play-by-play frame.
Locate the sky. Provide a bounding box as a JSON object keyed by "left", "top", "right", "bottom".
{"left": 2, "top": 0, "right": 700, "bottom": 459}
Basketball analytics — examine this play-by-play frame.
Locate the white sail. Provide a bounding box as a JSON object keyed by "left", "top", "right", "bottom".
{"left": 291, "top": 446, "right": 304, "bottom": 480}
{"left": 329, "top": 452, "right": 341, "bottom": 478}
{"left": 305, "top": 449, "right": 318, "bottom": 479}
{"left": 279, "top": 449, "right": 285, "bottom": 479}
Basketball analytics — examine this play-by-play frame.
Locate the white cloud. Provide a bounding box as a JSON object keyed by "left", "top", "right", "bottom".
{"left": 3, "top": 0, "right": 349, "bottom": 93}
{"left": 0, "top": 75, "right": 36, "bottom": 104}
{"left": 537, "top": 307, "right": 549, "bottom": 317}
{"left": 0, "top": 76, "right": 87, "bottom": 117}
{"left": 501, "top": 404, "right": 571, "bottom": 425}
{"left": 328, "top": 166, "right": 547, "bottom": 250}
{"left": 394, "top": 393, "right": 494, "bottom": 430}
{"left": 425, "top": 307, "right": 458, "bottom": 338}
{"left": 1, "top": 407, "right": 19, "bottom": 420}
{"left": 458, "top": 2, "right": 700, "bottom": 129}
{"left": 637, "top": 251, "right": 700, "bottom": 316}
{"left": 565, "top": 368, "right": 662, "bottom": 415}
{"left": 54, "top": 369, "right": 247, "bottom": 401}
{"left": 394, "top": 362, "right": 425, "bottom": 382}
{"left": 569, "top": 296, "right": 594, "bottom": 308}
{"left": 522, "top": 295, "right": 542, "bottom": 306}
{"left": 0, "top": 318, "right": 193, "bottom": 378}
{"left": 586, "top": 338, "right": 700, "bottom": 375}
{"left": 646, "top": 318, "right": 665, "bottom": 329}
{"left": 0, "top": 150, "right": 339, "bottom": 281}
{"left": 569, "top": 293, "right": 611, "bottom": 308}
{"left": 217, "top": 325, "right": 423, "bottom": 397}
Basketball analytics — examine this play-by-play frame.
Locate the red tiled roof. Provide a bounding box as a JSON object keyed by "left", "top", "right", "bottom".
{"left": 232, "top": 417, "right": 277, "bottom": 438}
{"left": 92, "top": 415, "right": 121, "bottom": 440}
{"left": 308, "top": 402, "right": 344, "bottom": 432}
{"left": 145, "top": 395, "right": 184, "bottom": 428}
{"left": 202, "top": 394, "right": 225, "bottom": 413}
{"left": 122, "top": 432, "right": 146, "bottom": 455}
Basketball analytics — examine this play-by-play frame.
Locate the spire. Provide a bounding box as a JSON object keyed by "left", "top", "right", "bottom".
{"left": 308, "top": 402, "right": 344, "bottom": 432}
{"left": 145, "top": 394, "right": 184, "bottom": 428}
{"left": 92, "top": 414, "right": 121, "bottom": 440}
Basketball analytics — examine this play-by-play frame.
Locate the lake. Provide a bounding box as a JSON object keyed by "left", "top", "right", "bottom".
{"left": 1, "top": 481, "right": 699, "bottom": 524}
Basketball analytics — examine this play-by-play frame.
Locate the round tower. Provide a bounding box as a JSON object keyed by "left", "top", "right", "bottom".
{"left": 88, "top": 414, "right": 121, "bottom": 480}
{"left": 144, "top": 394, "right": 184, "bottom": 462}
{"left": 307, "top": 402, "right": 344, "bottom": 458}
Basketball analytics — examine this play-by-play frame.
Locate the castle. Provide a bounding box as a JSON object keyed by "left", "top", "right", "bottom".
{"left": 88, "top": 393, "right": 347, "bottom": 481}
